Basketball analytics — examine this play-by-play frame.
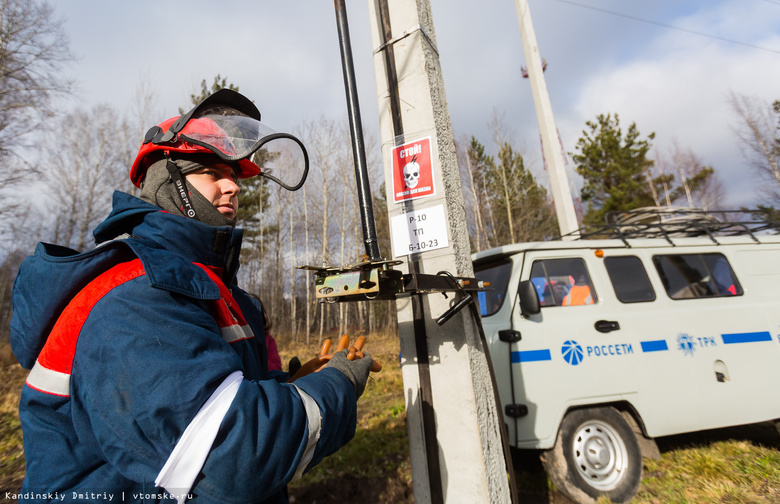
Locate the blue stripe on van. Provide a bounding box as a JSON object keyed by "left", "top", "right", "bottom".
{"left": 511, "top": 350, "right": 552, "bottom": 363}
{"left": 721, "top": 331, "right": 772, "bottom": 344}
{"left": 641, "top": 340, "right": 668, "bottom": 352}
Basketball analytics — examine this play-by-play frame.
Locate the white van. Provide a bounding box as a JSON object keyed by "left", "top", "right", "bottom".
{"left": 472, "top": 214, "right": 780, "bottom": 503}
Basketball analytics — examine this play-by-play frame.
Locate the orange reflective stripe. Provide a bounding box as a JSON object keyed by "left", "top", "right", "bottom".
{"left": 27, "top": 259, "right": 146, "bottom": 397}
{"left": 194, "top": 263, "right": 255, "bottom": 344}
{"left": 26, "top": 259, "right": 254, "bottom": 397}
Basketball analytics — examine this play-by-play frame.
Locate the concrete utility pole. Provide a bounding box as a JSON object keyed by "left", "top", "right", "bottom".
{"left": 514, "top": 0, "right": 580, "bottom": 237}
{"left": 367, "top": 1, "right": 512, "bottom": 502}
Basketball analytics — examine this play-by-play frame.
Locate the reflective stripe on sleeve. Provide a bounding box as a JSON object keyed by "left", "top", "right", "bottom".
{"left": 155, "top": 370, "right": 243, "bottom": 503}
{"left": 291, "top": 385, "right": 323, "bottom": 481}
{"left": 26, "top": 359, "right": 70, "bottom": 397}
{"left": 219, "top": 324, "right": 254, "bottom": 343}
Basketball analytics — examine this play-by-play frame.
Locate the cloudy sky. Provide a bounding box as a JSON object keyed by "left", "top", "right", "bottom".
{"left": 54, "top": 0, "right": 780, "bottom": 208}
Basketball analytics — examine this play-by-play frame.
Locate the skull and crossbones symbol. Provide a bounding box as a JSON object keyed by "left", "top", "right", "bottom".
{"left": 403, "top": 155, "right": 420, "bottom": 189}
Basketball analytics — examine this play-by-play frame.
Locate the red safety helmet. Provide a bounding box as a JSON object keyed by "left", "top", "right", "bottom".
{"left": 130, "top": 116, "right": 261, "bottom": 187}
{"left": 130, "top": 89, "right": 309, "bottom": 191}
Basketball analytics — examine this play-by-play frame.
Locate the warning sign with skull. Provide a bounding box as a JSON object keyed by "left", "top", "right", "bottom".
{"left": 391, "top": 137, "right": 435, "bottom": 203}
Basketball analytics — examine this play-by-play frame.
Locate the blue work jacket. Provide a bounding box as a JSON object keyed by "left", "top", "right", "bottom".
{"left": 10, "top": 192, "right": 357, "bottom": 503}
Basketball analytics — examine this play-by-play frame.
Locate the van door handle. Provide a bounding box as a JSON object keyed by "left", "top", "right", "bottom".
{"left": 595, "top": 320, "right": 620, "bottom": 333}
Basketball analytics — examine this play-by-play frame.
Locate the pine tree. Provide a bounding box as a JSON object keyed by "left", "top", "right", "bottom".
{"left": 467, "top": 138, "right": 557, "bottom": 246}
{"left": 572, "top": 114, "right": 656, "bottom": 226}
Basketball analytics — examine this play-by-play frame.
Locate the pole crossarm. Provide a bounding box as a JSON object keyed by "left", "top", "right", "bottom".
{"left": 297, "top": 261, "right": 489, "bottom": 302}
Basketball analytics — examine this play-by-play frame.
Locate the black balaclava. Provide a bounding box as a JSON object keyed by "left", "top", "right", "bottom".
{"left": 139, "top": 155, "right": 238, "bottom": 228}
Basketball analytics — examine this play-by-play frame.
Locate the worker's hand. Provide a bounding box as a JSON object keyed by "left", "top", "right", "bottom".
{"left": 287, "top": 335, "right": 349, "bottom": 383}
{"left": 343, "top": 335, "right": 382, "bottom": 373}
{"left": 287, "top": 335, "right": 381, "bottom": 383}
{"left": 325, "top": 349, "right": 374, "bottom": 399}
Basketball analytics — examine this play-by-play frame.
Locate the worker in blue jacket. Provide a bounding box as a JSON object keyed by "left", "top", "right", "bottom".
{"left": 10, "top": 89, "right": 376, "bottom": 503}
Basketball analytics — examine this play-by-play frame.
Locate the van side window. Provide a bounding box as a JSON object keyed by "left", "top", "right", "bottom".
{"left": 529, "top": 258, "right": 597, "bottom": 307}
{"left": 652, "top": 253, "right": 742, "bottom": 299}
{"left": 604, "top": 256, "right": 656, "bottom": 303}
{"left": 474, "top": 258, "right": 513, "bottom": 316}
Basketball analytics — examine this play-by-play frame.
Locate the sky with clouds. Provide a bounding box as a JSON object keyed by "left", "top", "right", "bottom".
{"left": 54, "top": 0, "right": 780, "bottom": 209}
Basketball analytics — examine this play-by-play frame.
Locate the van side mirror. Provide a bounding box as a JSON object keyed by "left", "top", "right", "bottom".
{"left": 518, "top": 280, "right": 541, "bottom": 316}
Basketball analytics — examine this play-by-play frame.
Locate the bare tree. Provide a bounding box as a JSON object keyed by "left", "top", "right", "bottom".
{"left": 0, "top": 0, "right": 73, "bottom": 162}
{"left": 41, "top": 105, "right": 128, "bottom": 250}
{"left": 489, "top": 112, "right": 518, "bottom": 243}
{"left": 0, "top": 0, "right": 74, "bottom": 239}
{"left": 729, "top": 92, "right": 780, "bottom": 206}
{"left": 0, "top": 210, "right": 45, "bottom": 344}
{"left": 465, "top": 125, "right": 557, "bottom": 247}
{"left": 288, "top": 190, "right": 297, "bottom": 341}
{"left": 652, "top": 143, "right": 725, "bottom": 211}
{"left": 298, "top": 117, "right": 340, "bottom": 341}
{"left": 456, "top": 136, "right": 486, "bottom": 251}
{"left": 230, "top": 116, "right": 394, "bottom": 343}
{"left": 461, "top": 136, "right": 498, "bottom": 249}
{"left": 119, "top": 74, "right": 160, "bottom": 195}
{"left": 272, "top": 189, "right": 282, "bottom": 326}
{"left": 336, "top": 140, "right": 358, "bottom": 334}
{"left": 0, "top": 248, "right": 27, "bottom": 344}
{"left": 647, "top": 150, "right": 672, "bottom": 208}
{"left": 301, "top": 183, "right": 312, "bottom": 343}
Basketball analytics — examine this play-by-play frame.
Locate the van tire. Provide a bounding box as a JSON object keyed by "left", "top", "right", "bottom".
{"left": 541, "top": 407, "right": 642, "bottom": 503}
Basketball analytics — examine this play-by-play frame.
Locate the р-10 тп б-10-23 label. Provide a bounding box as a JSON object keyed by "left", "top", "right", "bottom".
{"left": 390, "top": 204, "right": 449, "bottom": 258}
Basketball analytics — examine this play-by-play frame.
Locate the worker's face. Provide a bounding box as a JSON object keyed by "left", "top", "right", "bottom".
{"left": 185, "top": 164, "right": 240, "bottom": 219}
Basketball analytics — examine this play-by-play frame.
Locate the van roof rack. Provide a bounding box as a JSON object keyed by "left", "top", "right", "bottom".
{"left": 562, "top": 207, "right": 780, "bottom": 245}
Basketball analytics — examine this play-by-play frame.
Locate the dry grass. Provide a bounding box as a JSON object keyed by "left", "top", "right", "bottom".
{"left": 0, "top": 360, "right": 27, "bottom": 497}
{"left": 633, "top": 424, "right": 780, "bottom": 504}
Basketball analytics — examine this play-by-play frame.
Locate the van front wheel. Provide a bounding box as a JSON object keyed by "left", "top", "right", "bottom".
{"left": 541, "top": 407, "right": 642, "bottom": 504}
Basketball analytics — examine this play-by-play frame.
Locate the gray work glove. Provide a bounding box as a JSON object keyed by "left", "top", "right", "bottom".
{"left": 325, "top": 349, "right": 373, "bottom": 399}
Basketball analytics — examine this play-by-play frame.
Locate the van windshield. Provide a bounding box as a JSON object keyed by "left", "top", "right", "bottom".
{"left": 473, "top": 259, "right": 513, "bottom": 316}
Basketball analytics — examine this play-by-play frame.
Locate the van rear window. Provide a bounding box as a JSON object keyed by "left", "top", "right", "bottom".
{"left": 604, "top": 256, "right": 656, "bottom": 303}
{"left": 474, "top": 259, "right": 513, "bottom": 316}
{"left": 652, "top": 253, "right": 742, "bottom": 299}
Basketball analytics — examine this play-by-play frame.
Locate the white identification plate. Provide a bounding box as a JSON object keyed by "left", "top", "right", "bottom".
{"left": 391, "top": 205, "right": 449, "bottom": 257}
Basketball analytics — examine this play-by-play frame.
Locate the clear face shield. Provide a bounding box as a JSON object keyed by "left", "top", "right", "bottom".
{"left": 164, "top": 100, "right": 309, "bottom": 191}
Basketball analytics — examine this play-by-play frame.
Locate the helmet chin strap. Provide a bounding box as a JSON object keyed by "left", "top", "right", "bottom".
{"left": 165, "top": 157, "right": 198, "bottom": 219}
